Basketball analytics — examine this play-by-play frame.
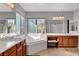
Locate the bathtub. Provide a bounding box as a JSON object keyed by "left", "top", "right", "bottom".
{"left": 26, "top": 33, "right": 47, "bottom": 55}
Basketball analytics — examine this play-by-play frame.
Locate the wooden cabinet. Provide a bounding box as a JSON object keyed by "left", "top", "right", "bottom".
{"left": 21, "top": 40, "right": 26, "bottom": 56}
{"left": 73, "top": 36, "right": 78, "bottom": 48}
{"left": 0, "top": 53, "right": 3, "bottom": 56}
{"left": 47, "top": 36, "right": 57, "bottom": 40}
{"left": 47, "top": 36, "right": 58, "bottom": 47}
{"left": 22, "top": 44, "right": 26, "bottom": 56}
{"left": 4, "top": 45, "right": 16, "bottom": 56}
{"left": 62, "top": 36, "right": 69, "bottom": 47}
{"left": 16, "top": 40, "right": 26, "bottom": 56}
{"left": 0, "top": 39, "right": 27, "bottom": 56}
{"left": 10, "top": 51, "right": 16, "bottom": 56}
{"left": 17, "top": 45, "right": 23, "bottom": 56}
{"left": 68, "top": 36, "right": 74, "bottom": 47}
{"left": 57, "top": 36, "right": 63, "bottom": 47}
{"left": 57, "top": 36, "right": 78, "bottom": 48}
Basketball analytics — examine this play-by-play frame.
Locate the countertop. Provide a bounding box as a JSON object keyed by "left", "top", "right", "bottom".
{"left": 46, "top": 33, "right": 79, "bottom": 36}
{"left": 0, "top": 35, "right": 26, "bottom": 54}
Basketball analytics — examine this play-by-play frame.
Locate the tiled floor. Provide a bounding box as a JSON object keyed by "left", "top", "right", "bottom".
{"left": 33, "top": 48, "right": 79, "bottom": 56}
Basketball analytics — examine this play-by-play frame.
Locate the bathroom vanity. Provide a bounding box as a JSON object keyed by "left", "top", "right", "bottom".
{"left": 0, "top": 35, "right": 27, "bottom": 56}
{"left": 47, "top": 34, "right": 78, "bottom": 48}
{"left": 26, "top": 33, "right": 47, "bottom": 55}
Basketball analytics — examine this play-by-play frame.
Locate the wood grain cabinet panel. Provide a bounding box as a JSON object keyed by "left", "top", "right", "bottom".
{"left": 47, "top": 36, "right": 57, "bottom": 40}
{"left": 73, "top": 36, "right": 78, "bottom": 48}
{"left": 4, "top": 45, "right": 16, "bottom": 56}
{"left": 0, "top": 39, "right": 27, "bottom": 56}
{"left": 62, "top": 36, "right": 68, "bottom": 47}
{"left": 57, "top": 36, "right": 63, "bottom": 47}
{"left": 56, "top": 36, "right": 78, "bottom": 48}
{"left": 17, "top": 40, "right": 27, "bottom": 56}
{"left": 22, "top": 40, "right": 26, "bottom": 56}
{"left": 68, "top": 36, "right": 74, "bottom": 47}
{"left": 17, "top": 44, "right": 23, "bottom": 56}
{"left": 0, "top": 53, "right": 3, "bottom": 56}
{"left": 9, "top": 51, "right": 16, "bottom": 56}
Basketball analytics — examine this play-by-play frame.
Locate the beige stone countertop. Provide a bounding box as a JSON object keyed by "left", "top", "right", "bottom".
{"left": 46, "top": 33, "right": 79, "bottom": 36}
{"left": 0, "top": 35, "right": 25, "bottom": 54}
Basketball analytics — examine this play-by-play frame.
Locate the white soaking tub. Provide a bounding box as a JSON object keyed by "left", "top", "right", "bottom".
{"left": 26, "top": 33, "right": 47, "bottom": 55}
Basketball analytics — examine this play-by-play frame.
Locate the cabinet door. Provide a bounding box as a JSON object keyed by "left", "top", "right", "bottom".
{"left": 9, "top": 51, "right": 16, "bottom": 56}
{"left": 57, "top": 36, "right": 63, "bottom": 47}
{"left": 68, "top": 36, "right": 74, "bottom": 47}
{"left": 4, "top": 46, "right": 16, "bottom": 56}
{"left": 22, "top": 44, "right": 26, "bottom": 56}
{"left": 0, "top": 53, "right": 3, "bottom": 56}
{"left": 17, "top": 45, "right": 22, "bottom": 56}
{"left": 62, "top": 36, "right": 68, "bottom": 47}
{"left": 73, "top": 36, "right": 78, "bottom": 48}
{"left": 21, "top": 40, "right": 26, "bottom": 56}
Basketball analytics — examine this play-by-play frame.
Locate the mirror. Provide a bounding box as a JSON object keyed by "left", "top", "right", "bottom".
{"left": 46, "top": 20, "right": 65, "bottom": 33}
{"left": 0, "top": 3, "right": 16, "bottom": 34}
{"left": 69, "top": 20, "right": 78, "bottom": 33}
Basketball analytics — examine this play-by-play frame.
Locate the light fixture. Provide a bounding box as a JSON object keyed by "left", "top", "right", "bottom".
{"left": 53, "top": 16, "right": 64, "bottom": 20}
{"left": 5, "top": 3, "right": 14, "bottom": 9}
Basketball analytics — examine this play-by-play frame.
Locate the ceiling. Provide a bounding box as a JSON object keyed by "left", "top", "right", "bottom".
{"left": 20, "top": 3, "right": 79, "bottom": 12}
{"left": 0, "top": 4, "right": 12, "bottom": 12}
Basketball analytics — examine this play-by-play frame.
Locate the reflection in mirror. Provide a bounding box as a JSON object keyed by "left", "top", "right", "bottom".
{"left": 7, "top": 19, "right": 15, "bottom": 33}
{"left": 16, "top": 12, "right": 25, "bottom": 35}
{"left": 16, "top": 12, "right": 21, "bottom": 34}
{"left": 0, "top": 3, "right": 16, "bottom": 34}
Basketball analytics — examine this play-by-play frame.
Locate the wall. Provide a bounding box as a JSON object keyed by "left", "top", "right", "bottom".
{"left": 73, "top": 8, "right": 79, "bottom": 33}
{"left": 73, "top": 8, "right": 79, "bottom": 48}
{"left": 15, "top": 4, "right": 25, "bottom": 17}
{"left": 26, "top": 12, "right": 73, "bottom": 33}
{"left": 14, "top": 4, "right": 27, "bottom": 35}
{"left": 0, "top": 12, "right": 15, "bottom": 20}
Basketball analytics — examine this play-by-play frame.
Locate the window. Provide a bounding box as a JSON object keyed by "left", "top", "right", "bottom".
{"left": 28, "top": 19, "right": 36, "bottom": 33}
{"left": 28, "top": 18, "right": 46, "bottom": 33}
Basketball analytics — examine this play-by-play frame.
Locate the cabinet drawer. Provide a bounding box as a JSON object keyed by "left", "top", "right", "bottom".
{"left": 4, "top": 45, "right": 16, "bottom": 56}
